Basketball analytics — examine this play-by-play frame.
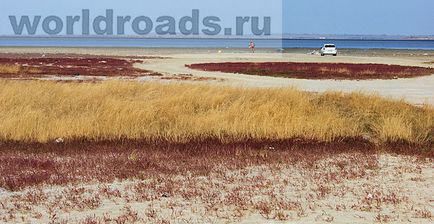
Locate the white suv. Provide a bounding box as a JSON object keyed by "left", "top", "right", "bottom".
{"left": 320, "top": 44, "right": 337, "bottom": 56}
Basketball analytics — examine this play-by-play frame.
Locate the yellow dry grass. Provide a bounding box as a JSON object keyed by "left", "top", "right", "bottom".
{"left": 0, "top": 64, "right": 42, "bottom": 75}
{"left": 318, "top": 67, "right": 351, "bottom": 75}
{"left": 0, "top": 80, "right": 433, "bottom": 145}
{"left": 0, "top": 64, "right": 20, "bottom": 74}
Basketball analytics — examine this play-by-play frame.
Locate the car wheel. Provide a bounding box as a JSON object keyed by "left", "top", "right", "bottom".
{"left": 333, "top": 54, "right": 337, "bottom": 56}
{"left": 321, "top": 54, "right": 324, "bottom": 56}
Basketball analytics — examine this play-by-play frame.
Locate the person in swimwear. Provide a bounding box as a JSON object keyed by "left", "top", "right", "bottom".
{"left": 249, "top": 40, "right": 255, "bottom": 53}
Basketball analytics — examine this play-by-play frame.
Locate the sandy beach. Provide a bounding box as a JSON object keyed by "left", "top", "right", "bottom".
{"left": 1, "top": 47, "right": 433, "bottom": 106}
{"left": 0, "top": 47, "right": 433, "bottom": 223}
{"left": 2, "top": 0, "right": 434, "bottom": 222}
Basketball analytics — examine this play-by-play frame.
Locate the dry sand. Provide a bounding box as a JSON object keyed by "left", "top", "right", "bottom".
{"left": 1, "top": 47, "right": 433, "bottom": 106}
{"left": 0, "top": 47, "right": 433, "bottom": 223}
{"left": 136, "top": 52, "right": 434, "bottom": 106}
{"left": 0, "top": 153, "right": 433, "bottom": 223}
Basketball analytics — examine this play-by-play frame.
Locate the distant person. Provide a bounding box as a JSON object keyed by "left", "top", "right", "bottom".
{"left": 249, "top": 40, "right": 256, "bottom": 53}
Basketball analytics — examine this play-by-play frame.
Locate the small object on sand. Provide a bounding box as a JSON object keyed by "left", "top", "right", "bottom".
{"left": 354, "top": 214, "right": 367, "bottom": 220}
{"left": 218, "top": 50, "right": 222, "bottom": 53}
{"left": 161, "top": 192, "right": 171, "bottom": 198}
{"left": 55, "top": 138, "right": 64, "bottom": 144}
{"left": 362, "top": 134, "right": 372, "bottom": 141}
{"left": 315, "top": 212, "right": 334, "bottom": 222}
{"left": 323, "top": 215, "right": 334, "bottom": 222}
{"left": 0, "top": 188, "right": 7, "bottom": 195}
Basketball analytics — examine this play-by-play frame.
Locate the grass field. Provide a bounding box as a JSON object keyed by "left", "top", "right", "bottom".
{"left": 1, "top": 49, "right": 434, "bottom": 223}
{"left": 0, "top": 80, "right": 433, "bottom": 147}
{"left": 0, "top": 66, "right": 433, "bottom": 223}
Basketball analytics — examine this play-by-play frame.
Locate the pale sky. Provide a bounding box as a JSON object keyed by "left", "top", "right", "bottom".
{"left": 284, "top": 0, "right": 434, "bottom": 35}
{"left": 1, "top": 0, "right": 433, "bottom": 36}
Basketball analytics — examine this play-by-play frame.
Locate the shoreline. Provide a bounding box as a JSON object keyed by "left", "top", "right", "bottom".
{"left": 1, "top": 47, "right": 434, "bottom": 58}
{"left": 2, "top": 46, "right": 434, "bottom": 50}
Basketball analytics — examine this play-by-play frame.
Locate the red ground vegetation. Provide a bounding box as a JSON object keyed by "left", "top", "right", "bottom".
{"left": 0, "top": 139, "right": 431, "bottom": 192}
{"left": 1, "top": 140, "right": 432, "bottom": 223}
{"left": 0, "top": 53, "right": 162, "bottom": 78}
{"left": 187, "top": 62, "right": 434, "bottom": 80}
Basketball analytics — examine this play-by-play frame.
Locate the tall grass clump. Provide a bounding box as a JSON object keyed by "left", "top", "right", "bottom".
{"left": 0, "top": 64, "right": 20, "bottom": 74}
{"left": 0, "top": 80, "right": 433, "bottom": 146}
{"left": 0, "top": 64, "right": 42, "bottom": 76}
